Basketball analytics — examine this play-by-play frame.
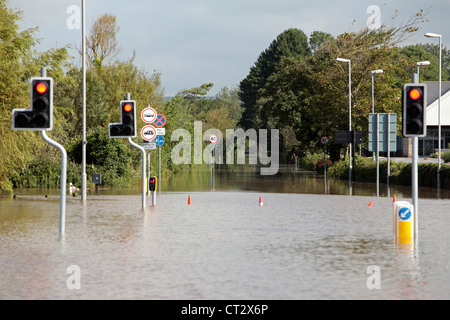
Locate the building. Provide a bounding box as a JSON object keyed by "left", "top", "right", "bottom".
{"left": 402, "top": 81, "right": 450, "bottom": 157}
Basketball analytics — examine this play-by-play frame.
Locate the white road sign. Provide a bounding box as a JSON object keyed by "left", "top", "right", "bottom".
{"left": 156, "top": 128, "right": 165, "bottom": 136}
{"left": 209, "top": 134, "right": 217, "bottom": 144}
{"left": 141, "top": 125, "right": 157, "bottom": 141}
{"left": 141, "top": 107, "right": 157, "bottom": 124}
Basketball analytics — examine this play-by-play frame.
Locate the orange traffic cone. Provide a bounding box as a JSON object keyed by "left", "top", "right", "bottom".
{"left": 188, "top": 195, "right": 192, "bottom": 206}
{"left": 368, "top": 201, "right": 374, "bottom": 207}
{"left": 393, "top": 194, "right": 397, "bottom": 203}
{"left": 259, "top": 196, "right": 263, "bottom": 206}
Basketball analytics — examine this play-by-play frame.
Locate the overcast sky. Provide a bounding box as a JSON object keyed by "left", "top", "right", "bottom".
{"left": 12, "top": 0, "right": 450, "bottom": 96}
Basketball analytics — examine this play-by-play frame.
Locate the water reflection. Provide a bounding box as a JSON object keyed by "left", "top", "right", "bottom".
{"left": 1, "top": 165, "right": 450, "bottom": 300}
{"left": 161, "top": 165, "right": 450, "bottom": 200}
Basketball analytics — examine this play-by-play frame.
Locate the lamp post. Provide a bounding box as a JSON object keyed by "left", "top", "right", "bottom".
{"left": 337, "top": 58, "right": 352, "bottom": 187}
{"left": 371, "top": 70, "right": 383, "bottom": 114}
{"left": 371, "top": 69, "right": 383, "bottom": 176}
{"left": 425, "top": 33, "right": 442, "bottom": 189}
{"left": 81, "top": 0, "right": 87, "bottom": 203}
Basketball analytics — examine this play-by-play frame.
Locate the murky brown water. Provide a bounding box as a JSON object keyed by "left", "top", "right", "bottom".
{"left": 1, "top": 167, "right": 449, "bottom": 300}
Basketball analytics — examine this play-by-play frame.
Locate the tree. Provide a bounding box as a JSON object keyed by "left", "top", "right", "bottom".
{"left": 86, "top": 14, "right": 121, "bottom": 70}
{"left": 239, "top": 28, "right": 311, "bottom": 130}
{"left": 309, "top": 31, "right": 333, "bottom": 53}
{"left": 0, "top": 1, "right": 38, "bottom": 194}
{"left": 401, "top": 44, "right": 450, "bottom": 81}
{"left": 256, "top": 11, "right": 428, "bottom": 161}
{"left": 214, "top": 86, "right": 243, "bottom": 125}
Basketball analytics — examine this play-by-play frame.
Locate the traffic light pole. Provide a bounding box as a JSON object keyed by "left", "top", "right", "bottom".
{"left": 412, "top": 73, "right": 419, "bottom": 240}
{"left": 38, "top": 67, "right": 66, "bottom": 234}
{"left": 41, "top": 131, "right": 67, "bottom": 234}
{"left": 128, "top": 137, "right": 146, "bottom": 209}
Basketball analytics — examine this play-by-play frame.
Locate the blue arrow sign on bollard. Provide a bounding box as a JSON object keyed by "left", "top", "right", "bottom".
{"left": 155, "top": 135, "right": 165, "bottom": 146}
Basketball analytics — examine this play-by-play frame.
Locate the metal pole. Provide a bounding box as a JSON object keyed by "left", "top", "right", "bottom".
{"left": 128, "top": 137, "right": 146, "bottom": 209}
{"left": 412, "top": 73, "right": 419, "bottom": 237}
{"left": 81, "top": 0, "right": 87, "bottom": 203}
{"left": 348, "top": 61, "right": 352, "bottom": 189}
{"left": 372, "top": 74, "right": 375, "bottom": 161}
{"left": 387, "top": 114, "right": 391, "bottom": 197}
{"left": 147, "top": 150, "right": 151, "bottom": 196}
{"left": 438, "top": 37, "right": 442, "bottom": 194}
{"left": 376, "top": 113, "right": 380, "bottom": 197}
{"left": 158, "top": 145, "right": 161, "bottom": 194}
{"left": 41, "top": 131, "right": 67, "bottom": 234}
{"left": 324, "top": 145, "right": 327, "bottom": 194}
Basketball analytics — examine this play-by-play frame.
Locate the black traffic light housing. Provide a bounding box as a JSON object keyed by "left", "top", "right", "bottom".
{"left": 402, "top": 83, "right": 427, "bottom": 138}
{"left": 13, "top": 77, "right": 53, "bottom": 131}
{"left": 149, "top": 177, "right": 157, "bottom": 192}
{"left": 109, "top": 100, "right": 137, "bottom": 138}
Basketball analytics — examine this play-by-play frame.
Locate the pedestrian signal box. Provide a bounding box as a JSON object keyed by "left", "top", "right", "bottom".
{"left": 149, "top": 177, "right": 157, "bottom": 192}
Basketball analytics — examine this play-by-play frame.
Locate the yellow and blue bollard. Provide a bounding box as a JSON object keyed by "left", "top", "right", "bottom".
{"left": 393, "top": 201, "right": 415, "bottom": 244}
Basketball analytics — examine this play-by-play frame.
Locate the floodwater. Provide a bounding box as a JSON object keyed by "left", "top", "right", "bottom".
{"left": 1, "top": 166, "right": 449, "bottom": 300}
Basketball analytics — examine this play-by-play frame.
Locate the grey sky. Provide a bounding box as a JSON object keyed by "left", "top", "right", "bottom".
{"left": 12, "top": 0, "right": 450, "bottom": 96}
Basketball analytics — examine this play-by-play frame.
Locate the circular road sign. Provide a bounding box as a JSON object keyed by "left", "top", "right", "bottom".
{"left": 141, "top": 125, "right": 157, "bottom": 141}
{"left": 209, "top": 134, "right": 218, "bottom": 144}
{"left": 320, "top": 136, "right": 330, "bottom": 146}
{"left": 141, "top": 107, "right": 157, "bottom": 123}
{"left": 155, "top": 135, "right": 165, "bottom": 147}
{"left": 154, "top": 114, "right": 166, "bottom": 128}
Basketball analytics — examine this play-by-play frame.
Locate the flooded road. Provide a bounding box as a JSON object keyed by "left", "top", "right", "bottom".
{"left": 1, "top": 167, "right": 449, "bottom": 300}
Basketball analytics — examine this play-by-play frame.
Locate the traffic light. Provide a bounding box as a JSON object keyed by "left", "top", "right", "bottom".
{"left": 13, "top": 77, "right": 53, "bottom": 130}
{"left": 149, "top": 177, "right": 157, "bottom": 192}
{"left": 109, "top": 100, "right": 137, "bottom": 138}
{"left": 402, "top": 84, "right": 427, "bottom": 138}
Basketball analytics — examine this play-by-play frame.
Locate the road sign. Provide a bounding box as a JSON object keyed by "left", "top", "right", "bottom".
{"left": 141, "top": 141, "right": 157, "bottom": 150}
{"left": 141, "top": 125, "right": 157, "bottom": 141}
{"left": 154, "top": 114, "right": 166, "bottom": 128}
{"left": 141, "top": 107, "right": 157, "bottom": 123}
{"left": 336, "top": 131, "right": 363, "bottom": 144}
{"left": 368, "top": 113, "right": 397, "bottom": 152}
{"left": 209, "top": 134, "right": 217, "bottom": 144}
{"left": 399, "top": 207, "right": 412, "bottom": 221}
{"left": 156, "top": 128, "right": 165, "bottom": 136}
{"left": 155, "top": 135, "right": 165, "bottom": 146}
{"left": 320, "top": 136, "right": 330, "bottom": 146}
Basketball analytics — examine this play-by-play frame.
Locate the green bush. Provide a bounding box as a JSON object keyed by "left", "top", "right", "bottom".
{"left": 443, "top": 150, "right": 450, "bottom": 163}
{"left": 327, "top": 156, "right": 450, "bottom": 188}
{"left": 299, "top": 153, "right": 324, "bottom": 171}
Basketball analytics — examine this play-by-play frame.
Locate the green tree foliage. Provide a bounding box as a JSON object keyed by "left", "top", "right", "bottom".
{"left": 0, "top": 1, "right": 38, "bottom": 195}
{"left": 0, "top": 2, "right": 165, "bottom": 194}
{"left": 401, "top": 44, "right": 450, "bottom": 81}
{"left": 250, "top": 10, "right": 429, "bottom": 161}
{"left": 239, "top": 28, "right": 311, "bottom": 130}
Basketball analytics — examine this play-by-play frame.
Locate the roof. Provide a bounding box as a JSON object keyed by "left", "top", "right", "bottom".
{"left": 423, "top": 81, "right": 450, "bottom": 105}
{"left": 423, "top": 81, "right": 450, "bottom": 126}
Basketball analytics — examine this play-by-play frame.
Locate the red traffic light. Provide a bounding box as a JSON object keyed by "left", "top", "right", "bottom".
{"left": 123, "top": 104, "right": 133, "bottom": 112}
{"left": 409, "top": 88, "right": 421, "bottom": 100}
{"left": 35, "top": 82, "right": 48, "bottom": 94}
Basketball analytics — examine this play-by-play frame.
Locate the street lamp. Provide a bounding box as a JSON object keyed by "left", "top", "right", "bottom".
{"left": 417, "top": 61, "right": 430, "bottom": 79}
{"left": 371, "top": 69, "right": 383, "bottom": 164}
{"left": 337, "top": 58, "right": 352, "bottom": 186}
{"left": 424, "top": 33, "right": 442, "bottom": 183}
